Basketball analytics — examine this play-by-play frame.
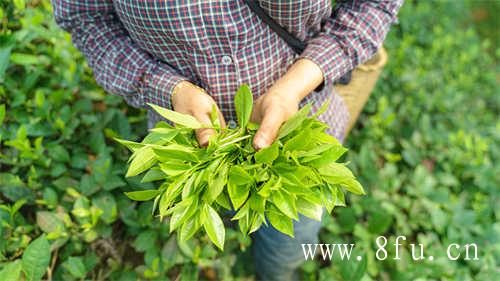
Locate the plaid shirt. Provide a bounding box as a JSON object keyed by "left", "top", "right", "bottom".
{"left": 52, "top": 0, "right": 402, "bottom": 140}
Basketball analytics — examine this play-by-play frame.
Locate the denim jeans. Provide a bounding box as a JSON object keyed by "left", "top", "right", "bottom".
{"left": 251, "top": 214, "right": 322, "bottom": 281}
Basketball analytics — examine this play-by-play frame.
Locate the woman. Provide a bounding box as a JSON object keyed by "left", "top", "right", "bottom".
{"left": 53, "top": 0, "right": 402, "bottom": 280}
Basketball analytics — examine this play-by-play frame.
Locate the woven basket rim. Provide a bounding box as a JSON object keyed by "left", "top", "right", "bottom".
{"left": 358, "top": 47, "right": 388, "bottom": 72}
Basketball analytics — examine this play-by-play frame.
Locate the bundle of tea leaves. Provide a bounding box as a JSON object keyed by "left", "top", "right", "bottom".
{"left": 117, "top": 85, "right": 364, "bottom": 250}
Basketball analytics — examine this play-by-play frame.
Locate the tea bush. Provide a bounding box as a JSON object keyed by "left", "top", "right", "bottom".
{"left": 0, "top": 1, "right": 498, "bottom": 280}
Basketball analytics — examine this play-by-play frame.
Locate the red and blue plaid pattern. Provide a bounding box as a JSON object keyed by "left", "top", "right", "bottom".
{"left": 52, "top": 0, "right": 402, "bottom": 141}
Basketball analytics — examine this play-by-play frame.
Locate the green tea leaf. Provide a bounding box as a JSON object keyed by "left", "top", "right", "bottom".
{"left": 161, "top": 175, "right": 190, "bottom": 214}
{"left": 231, "top": 201, "right": 250, "bottom": 221}
{"left": 335, "top": 187, "right": 346, "bottom": 207}
{"left": 258, "top": 177, "right": 280, "bottom": 198}
{"left": 141, "top": 167, "right": 166, "bottom": 183}
{"left": 238, "top": 211, "right": 250, "bottom": 234}
{"left": 255, "top": 141, "right": 279, "bottom": 164}
{"left": 215, "top": 193, "right": 231, "bottom": 210}
{"left": 283, "top": 128, "right": 313, "bottom": 152}
{"left": 202, "top": 204, "right": 225, "bottom": 250}
{"left": 205, "top": 163, "right": 228, "bottom": 203}
{"left": 267, "top": 206, "right": 294, "bottom": 237}
{"left": 279, "top": 172, "right": 302, "bottom": 187}
{"left": 318, "top": 162, "right": 354, "bottom": 179}
{"left": 249, "top": 213, "right": 265, "bottom": 234}
{"left": 143, "top": 129, "right": 178, "bottom": 144}
{"left": 22, "top": 235, "right": 50, "bottom": 281}
{"left": 341, "top": 178, "right": 366, "bottom": 195}
{"left": 249, "top": 193, "right": 266, "bottom": 213}
{"left": 234, "top": 84, "right": 253, "bottom": 128}
{"left": 148, "top": 103, "right": 202, "bottom": 128}
{"left": 0, "top": 260, "right": 22, "bottom": 281}
{"left": 210, "top": 104, "right": 221, "bottom": 127}
{"left": 296, "top": 198, "right": 323, "bottom": 221}
{"left": 298, "top": 143, "right": 335, "bottom": 158}
{"left": 307, "top": 146, "right": 348, "bottom": 167}
{"left": 277, "top": 104, "right": 311, "bottom": 139}
{"left": 311, "top": 99, "right": 330, "bottom": 118}
{"left": 228, "top": 166, "right": 253, "bottom": 185}
{"left": 322, "top": 185, "right": 337, "bottom": 213}
{"left": 126, "top": 146, "right": 156, "bottom": 177}
{"left": 153, "top": 144, "right": 199, "bottom": 162}
{"left": 159, "top": 161, "right": 192, "bottom": 176}
{"left": 125, "top": 190, "right": 160, "bottom": 201}
{"left": 159, "top": 190, "right": 174, "bottom": 218}
{"left": 247, "top": 122, "right": 260, "bottom": 131}
{"left": 271, "top": 190, "right": 298, "bottom": 220}
{"left": 179, "top": 213, "right": 201, "bottom": 242}
{"left": 228, "top": 182, "right": 250, "bottom": 210}
{"left": 114, "top": 138, "right": 143, "bottom": 152}
{"left": 170, "top": 197, "right": 197, "bottom": 232}
{"left": 320, "top": 163, "right": 365, "bottom": 195}
{"left": 301, "top": 190, "right": 324, "bottom": 206}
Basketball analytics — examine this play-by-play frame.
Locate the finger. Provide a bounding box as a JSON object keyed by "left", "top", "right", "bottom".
{"left": 193, "top": 113, "right": 216, "bottom": 147}
{"left": 253, "top": 108, "right": 285, "bottom": 150}
{"left": 250, "top": 99, "right": 263, "bottom": 123}
{"left": 250, "top": 107, "right": 260, "bottom": 123}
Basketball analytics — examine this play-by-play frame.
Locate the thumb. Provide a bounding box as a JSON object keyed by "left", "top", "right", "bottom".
{"left": 194, "top": 113, "right": 216, "bottom": 147}
{"left": 253, "top": 109, "right": 285, "bottom": 150}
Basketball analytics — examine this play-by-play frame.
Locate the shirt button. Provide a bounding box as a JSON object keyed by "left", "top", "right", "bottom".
{"left": 228, "top": 119, "right": 237, "bottom": 128}
{"left": 221, "top": 55, "right": 233, "bottom": 66}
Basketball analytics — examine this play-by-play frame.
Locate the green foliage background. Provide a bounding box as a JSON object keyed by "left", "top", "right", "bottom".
{"left": 0, "top": 0, "right": 498, "bottom": 280}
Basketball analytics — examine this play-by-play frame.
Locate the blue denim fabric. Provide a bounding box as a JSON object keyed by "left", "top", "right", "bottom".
{"left": 252, "top": 214, "right": 322, "bottom": 281}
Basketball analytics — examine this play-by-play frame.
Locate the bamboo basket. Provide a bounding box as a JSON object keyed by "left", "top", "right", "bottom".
{"left": 335, "top": 47, "right": 388, "bottom": 136}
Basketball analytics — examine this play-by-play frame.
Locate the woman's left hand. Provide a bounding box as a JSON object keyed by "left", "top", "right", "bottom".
{"left": 251, "top": 58, "right": 324, "bottom": 150}
{"left": 251, "top": 90, "right": 300, "bottom": 150}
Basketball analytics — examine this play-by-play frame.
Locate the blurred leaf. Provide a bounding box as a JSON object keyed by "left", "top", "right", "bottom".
{"left": 62, "top": 257, "right": 87, "bottom": 278}
{"left": 10, "top": 53, "right": 44, "bottom": 65}
{"left": 13, "top": 0, "right": 25, "bottom": 11}
{"left": 92, "top": 193, "right": 117, "bottom": 223}
{"left": 125, "top": 190, "right": 160, "bottom": 201}
{"left": 133, "top": 230, "right": 158, "bottom": 252}
{"left": 0, "top": 260, "right": 22, "bottom": 281}
{"left": 36, "top": 211, "right": 65, "bottom": 233}
{"left": 0, "top": 35, "right": 14, "bottom": 82}
{"left": 22, "top": 235, "right": 50, "bottom": 281}
{"left": 0, "top": 104, "right": 5, "bottom": 125}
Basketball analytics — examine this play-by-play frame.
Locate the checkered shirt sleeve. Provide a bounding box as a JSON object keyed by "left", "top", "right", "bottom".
{"left": 300, "top": 0, "right": 403, "bottom": 86}
{"left": 51, "top": 0, "right": 186, "bottom": 109}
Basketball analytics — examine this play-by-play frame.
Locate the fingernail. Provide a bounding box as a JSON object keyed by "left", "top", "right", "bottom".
{"left": 199, "top": 137, "right": 209, "bottom": 147}
{"left": 254, "top": 137, "right": 267, "bottom": 150}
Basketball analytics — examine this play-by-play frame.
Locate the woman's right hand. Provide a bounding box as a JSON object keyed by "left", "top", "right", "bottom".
{"left": 171, "top": 81, "right": 226, "bottom": 147}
